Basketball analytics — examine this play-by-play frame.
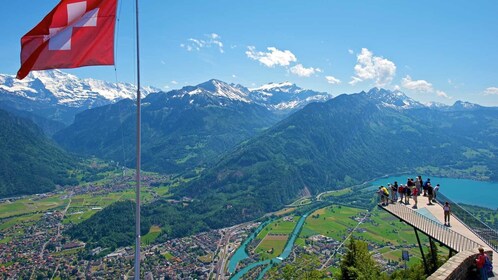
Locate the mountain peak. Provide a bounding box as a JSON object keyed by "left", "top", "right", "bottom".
{"left": 248, "top": 82, "right": 332, "bottom": 112}
{"left": 172, "top": 79, "right": 251, "bottom": 103}
{"left": 363, "top": 87, "right": 424, "bottom": 109}
{"left": 451, "top": 100, "right": 481, "bottom": 110}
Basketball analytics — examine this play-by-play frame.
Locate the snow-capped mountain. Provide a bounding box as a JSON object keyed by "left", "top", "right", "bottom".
{"left": 362, "top": 87, "right": 425, "bottom": 109}
{"left": 249, "top": 81, "right": 333, "bottom": 111}
{"left": 0, "top": 70, "right": 159, "bottom": 126}
{"left": 449, "top": 100, "right": 482, "bottom": 111}
{"left": 155, "top": 79, "right": 331, "bottom": 112}
{"left": 0, "top": 70, "right": 158, "bottom": 108}
{"left": 162, "top": 79, "right": 251, "bottom": 106}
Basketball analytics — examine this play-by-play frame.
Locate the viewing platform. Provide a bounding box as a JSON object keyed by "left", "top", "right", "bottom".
{"left": 379, "top": 194, "right": 498, "bottom": 279}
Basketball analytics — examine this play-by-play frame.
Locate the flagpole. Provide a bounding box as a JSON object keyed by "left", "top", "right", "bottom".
{"left": 134, "top": 0, "right": 142, "bottom": 278}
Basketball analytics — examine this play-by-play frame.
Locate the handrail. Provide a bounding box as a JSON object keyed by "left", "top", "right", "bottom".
{"left": 379, "top": 203, "right": 481, "bottom": 252}
{"left": 436, "top": 192, "right": 498, "bottom": 252}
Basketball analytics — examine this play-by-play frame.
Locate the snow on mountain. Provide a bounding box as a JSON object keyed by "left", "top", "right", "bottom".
{"left": 450, "top": 100, "right": 481, "bottom": 111}
{"left": 363, "top": 87, "right": 425, "bottom": 109}
{"left": 197, "top": 79, "right": 251, "bottom": 103}
{"left": 167, "top": 79, "right": 251, "bottom": 106}
{"left": 249, "top": 82, "right": 332, "bottom": 111}
{"left": 249, "top": 81, "right": 295, "bottom": 92}
{"left": 0, "top": 70, "right": 159, "bottom": 108}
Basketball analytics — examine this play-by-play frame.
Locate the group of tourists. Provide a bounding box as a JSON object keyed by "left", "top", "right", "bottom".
{"left": 377, "top": 178, "right": 493, "bottom": 279}
{"left": 378, "top": 176, "right": 439, "bottom": 208}
{"left": 378, "top": 177, "right": 452, "bottom": 226}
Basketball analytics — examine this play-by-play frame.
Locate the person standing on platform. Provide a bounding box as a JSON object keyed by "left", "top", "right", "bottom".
{"left": 434, "top": 184, "right": 440, "bottom": 202}
{"left": 476, "top": 247, "right": 490, "bottom": 280}
{"left": 415, "top": 176, "right": 422, "bottom": 196}
{"left": 412, "top": 187, "right": 418, "bottom": 209}
{"left": 443, "top": 202, "right": 451, "bottom": 226}
{"left": 398, "top": 184, "right": 404, "bottom": 203}
{"left": 427, "top": 181, "right": 434, "bottom": 205}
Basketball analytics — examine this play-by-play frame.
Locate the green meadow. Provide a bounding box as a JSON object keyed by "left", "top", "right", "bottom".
{"left": 254, "top": 215, "right": 299, "bottom": 259}
{"left": 142, "top": 225, "right": 162, "bottom": 245}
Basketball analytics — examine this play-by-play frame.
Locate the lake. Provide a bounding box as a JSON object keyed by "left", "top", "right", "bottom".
{"left": 368, "top": 176, "right": 498, "bottom": 209}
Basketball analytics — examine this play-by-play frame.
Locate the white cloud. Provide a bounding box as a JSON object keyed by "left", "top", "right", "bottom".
{"left": 245, "top": 46, "right": 297, "bottom": 67}
{"left": 401, "top": 75, "right": 451, "bottom": 99}
{"left": 436, "top": 90, "right": 450, "bottom": 99}
{"left": 290, "top": 64, "right": 321, "bottom": 77}
{"left": 163, "top": 85, "right": 170, "bottom": 89}
{"left": 171, "top": 80, "right": 178, "bottom": 85}
{"left": 350, "top": 48, "right": 396, "bottom": 86}
{"left": 348, "top": 76, "right": 363, "bottom": 85}
{"left": 325, "top": 75, "right": 341, "bottom": 85}
{"left": 484, "top": 87, "right": 498, "bottom": 95}
{"left": 181, "top": 33, "right": 224, "bottom": 53}
{"left": 401, "top": 75, "right": 434, "bottom": 92}
{"left": 232, "top": 74, "right": 237, "bottom": 78}
{"left": 348, "top": 49, "right": 354, "bottom": 55}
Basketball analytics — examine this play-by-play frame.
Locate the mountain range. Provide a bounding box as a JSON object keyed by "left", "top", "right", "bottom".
{"left": 2, "top": 70, "right": 498, "bottom": 242}
{"left": 52, "top": 78, "right": 334, "bottom": 173}
{"left": 68, "top": 88, "right": 498, "bottom": 248}
{"left": 0, "top": 70, "right": 159, "bottom": 128}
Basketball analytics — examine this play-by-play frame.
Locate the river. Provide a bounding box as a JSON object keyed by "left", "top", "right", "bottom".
{"left": 228, "top": 212, "right": 310, "bottom": 279}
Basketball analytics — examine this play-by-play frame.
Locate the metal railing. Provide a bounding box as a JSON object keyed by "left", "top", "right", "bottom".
{"left": 379, "top": 203, "right": 481, "bottom": 252}
{"left": 436, "top": 192, "right": 498, "bottom": 252}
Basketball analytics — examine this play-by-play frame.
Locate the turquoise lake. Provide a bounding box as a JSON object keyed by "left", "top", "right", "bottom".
{"left": 368, "top": 176, "right": 498, "bottom": 209}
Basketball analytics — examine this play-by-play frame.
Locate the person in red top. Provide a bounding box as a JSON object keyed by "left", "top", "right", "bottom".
{"left": 411, "top": 187, "right": 418, "bottom": 209}
{"left": 476, "top": 247, "right": 490, "bottom": 280}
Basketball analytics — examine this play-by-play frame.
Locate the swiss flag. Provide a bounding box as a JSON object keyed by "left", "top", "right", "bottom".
{"left": 17, "top": 0, "right": 117, "bottom": 80}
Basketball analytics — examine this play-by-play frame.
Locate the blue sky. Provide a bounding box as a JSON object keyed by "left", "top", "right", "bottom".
{"left": 2, "top": 0, "right": 498, "bottom": 105}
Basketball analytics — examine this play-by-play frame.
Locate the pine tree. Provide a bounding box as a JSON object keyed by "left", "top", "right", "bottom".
{"left": 339, "top": 237, "right": 387, "bottom": 280}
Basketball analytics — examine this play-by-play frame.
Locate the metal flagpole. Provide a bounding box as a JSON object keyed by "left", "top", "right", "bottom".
{"left": 134, "top": 0, "right": 142, "bottom": 278}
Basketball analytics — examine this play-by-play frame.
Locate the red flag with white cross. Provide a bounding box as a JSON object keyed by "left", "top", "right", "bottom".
{"left": 17, "top": 0, "right": 117, "bottom": 80}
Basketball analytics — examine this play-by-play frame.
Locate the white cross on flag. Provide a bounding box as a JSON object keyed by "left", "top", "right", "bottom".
{"left": 17, "top": 0, "right": 117, "bottom": 79}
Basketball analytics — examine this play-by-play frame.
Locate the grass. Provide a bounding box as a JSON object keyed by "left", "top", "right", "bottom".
{"left": 142, "top": 225, "right": 161, "bottom": 245}
{"left": 255, "top": 235, "right": 288, "bottom": 259}
{"left": 272, "top": 207, "right": 296, "bottom": 216}
{"left": 298, "top": 205, "right": 364, "bottom": 241}
{"left": 0, "top": 236, "right": 12, "bottom": 244}
{"left": 51, "top": 247, "right": 84, "bottom": 257}
{"left": 0, "top": 195, "right": 67, "bottom": 219}
{"left": 256, "top": 216, "right": 298, "bottom": 240}
{"left": 253, "top": 215, "right": 299, "bottom": 259}
{"left": 321, "top": 188, "right": 353, "bottom": 198}
{"left": 198, "top": 253, "right": 214, "bottom": 263}
{"left": 163, "top": 251, "right": 174, "bottom": 260}
{"left": 297, "top": 204, "right": 443, "bottom": 270}
{"left": 63, "top": 188, "right": 156, "bottom": 224}
{"left": 0, "top": 213, "right": 42, "bottom": 230}
{"left": 356, "top": 209, "right": 419, "bottom": 246}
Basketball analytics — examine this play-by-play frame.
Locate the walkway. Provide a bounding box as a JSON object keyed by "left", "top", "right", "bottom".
{"left": 380, "top": 201, "right": 498, "bottom": 270}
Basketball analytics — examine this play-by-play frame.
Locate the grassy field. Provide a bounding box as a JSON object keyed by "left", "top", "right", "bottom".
{"left": 255, "top": 235, "right": 288, "bottom": 259}
{"left": 1, "top": 171, "right": 171, "bottom": 240}
{"left": 0, "top": 196, "right": 67, "bottom": 219}
{"left": 356, "top": 209, "right": 419, "bottom": 246}
{"left": 63, "top": 189, "right": 155, "bottom": 224}
{"left": 295, "top": 204, "right": 446, "bottom": 269}
{"left": 321, "top": 188, "right": 353, "bottom": 198}
{"left": 142, "top": 225, "right": 162, "bottom": 245}
{"left": 253, "top": 215, "right": 299, "bottom": 259}
{"left": 256, "top": 216, "right": 299, "bottom": 240}
{"left": 298, "top": 205, "right": 364, "bottom": 242}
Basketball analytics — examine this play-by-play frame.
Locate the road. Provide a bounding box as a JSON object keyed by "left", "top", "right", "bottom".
{"left": 320, "top": 210, "right": 371, "bottom": 270}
